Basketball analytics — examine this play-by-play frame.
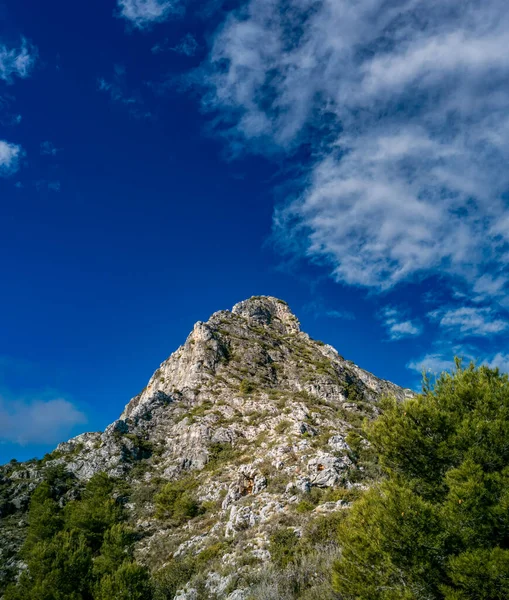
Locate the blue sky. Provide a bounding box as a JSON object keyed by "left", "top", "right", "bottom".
{"left": 1, "top": 0, "right": 509, "bottom": 462}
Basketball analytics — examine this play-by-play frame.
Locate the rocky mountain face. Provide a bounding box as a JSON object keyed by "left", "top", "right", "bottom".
{"left": 0, "top": 296, "right": 412, "bottom": 598}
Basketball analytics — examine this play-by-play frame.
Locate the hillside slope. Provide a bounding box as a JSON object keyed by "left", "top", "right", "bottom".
{"left": 0, "top": 296, "right": 412, "bottom": 598}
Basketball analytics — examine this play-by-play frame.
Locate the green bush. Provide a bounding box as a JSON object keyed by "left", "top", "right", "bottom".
{"left": 196, "top": 542, "right": 226, "bottom": 566}
{"left": 124, "top": 434, "right": 154, "bottom": 456}
{"left": 240, "top": 379, "right": 255, "bottom": 394}
{"left": 206, "top": 442, "right": 239, "bottom": 468}
{"left": 303, "top": 512, "right": 345, "bottom": 546}
{"left": 152, "top": 558, "right": 196, "bottom": 600}
{"left": 94, "top": 561, "right": 152, "bottom": 600}
{"left": 269, "top": 528, "right": 300, "bottom": 568}
{"left": 154, "top": 479, "right": 201, "bottom": 522}
{"left": 295, "top": 500, "right": 315, "bottom": 513}
{"left": 22, "top": 482, "right": 64, "bottom": 553}
{"left": 93, "top": 523, "right": 136, "bottom": 578}
{"left": 6, "top": 530, "right": 93, "bottom": 600}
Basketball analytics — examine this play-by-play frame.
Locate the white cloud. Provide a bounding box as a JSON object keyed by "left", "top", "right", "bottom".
{"left": 0, "top": 396, "right": 87, "bottom": 445}
{"left": 407, "top": 354, "right": 456, "bottom": 374}
{"left": 381, "top": 307, "right": 422, "bottom": 340}
{"left": 0, "top": 140, "right": 23, "bottom": 176}
{"left": 408, "top": 348, "right": 509, "bottom": 375}
{"left": 117, "top": 0, "right": 181, "bottom": 29}
{"left": 202, "top": 0, "right": 509, "bottom": 295}
{"left": 429, "top": 306, "right": 508, "bottom": 336}
{"left": 472, "top": 274, "right": 508, "bottom": 302}
{"left": 485, "top": 353, "right": 509, "bottom": 373}
{"left": 0, "top": 38, "right": 37, "bottom": 83}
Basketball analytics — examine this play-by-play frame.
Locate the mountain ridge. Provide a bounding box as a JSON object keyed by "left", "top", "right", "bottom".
{"left": 0, "top": 295, "right": 413, "bottom": 598}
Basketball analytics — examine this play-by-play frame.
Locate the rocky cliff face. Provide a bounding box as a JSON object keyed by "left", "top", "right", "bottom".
{"left": 0, "top": 296, "right": 413, "bottom": 598}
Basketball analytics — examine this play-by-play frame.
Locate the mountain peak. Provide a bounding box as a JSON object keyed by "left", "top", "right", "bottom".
{"left": 0, "top": 295, "right": 412, "bottom": 598}
{"left": 231, "top": 295, "right": 300, "bottom": 334}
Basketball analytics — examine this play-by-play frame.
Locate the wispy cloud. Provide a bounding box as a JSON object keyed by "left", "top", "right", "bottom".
{"left": 0, "top": 38, "right": 37, "bottom": 83}
{"left": 117, "top": 0, "right": 182, "bottom": 29}
{"left": 0, "top": 396, "right": 87, "bottom": 446}
{"left": 200, "top": 0, "right": 509, "bottom": 300}
{"left": 0, "top": 140, "right": 23, "bottom": 176}
{"left": 0, "top": 96, "right": 23, "bottom": 126}
{"left": 408, "top": 346, "right": 509, "bottom": 375}
{"left": 472, "top": 274, "right": 508, "bottom": 303}
{"left": 407, "top": 353, "right": 457, "bottom": 375}
{"left": 98, "top": 65, "right": 152, "bottom": 119}
{"left": 36, "top": 180, "right": 61, "bottom": 192}
{"left": 302, "top": 300, "right": 354, "bottom": 321}
{"left": 325, "top": 309, "right": 354, "bottom": 320}
{"left": 486, "top": 352, "right": 509, "bottom": 373}
{"left": 40, "top": 141, "right": 60, "bottom": 156}
{"left": 429, "top": 306, "right": 508, "bottom": 337}
{"left": 152, "top": 33, "right": 198, "bottom": 56}
{"left": 381, "top": 307, "right": 422, "bottom": 341}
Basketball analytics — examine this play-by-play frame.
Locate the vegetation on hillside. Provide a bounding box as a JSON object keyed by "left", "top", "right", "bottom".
{"left": 3, "top": 362, "right": 509, "bottom": 599}
{"left": 4, "top": 469, "right": 151, "bottom": 600}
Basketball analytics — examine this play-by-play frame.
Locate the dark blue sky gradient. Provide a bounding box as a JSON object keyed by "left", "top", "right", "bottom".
{"left": 0, "top": 0, "right": 470, "bottom": 462}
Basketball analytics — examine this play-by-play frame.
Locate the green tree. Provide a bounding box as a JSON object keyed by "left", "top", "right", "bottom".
{"left": 332, "top": 363, "right": 509, "bottom": 599}
{"left": 65, "top": 472, "right": 123, "bottom": 551}
{"left": 22, "top": 482, "right": 63, "bottom": 553}
{"left": 93, "top": 523, "right": 136, "bottom": 578}
{"left": 5, "top": 471, "right": 152, "bottom": 600}
{"left": 5, "top": 530, "right": 93, "bottom": 600}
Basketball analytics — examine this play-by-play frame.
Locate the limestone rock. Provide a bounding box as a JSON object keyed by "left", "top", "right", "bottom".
{"left": 328, "top": 434, "right": 351, "bottom": 453}
{"left": 308, "top": 453, "right": 353, "bottom": 487}
{"left": 0, "top": 295, "right": 413, "bottom": 597}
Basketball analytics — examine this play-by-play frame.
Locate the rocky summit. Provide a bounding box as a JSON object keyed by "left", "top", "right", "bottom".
{"left": 0, "top": 296, "right": 412, "bottom": 599}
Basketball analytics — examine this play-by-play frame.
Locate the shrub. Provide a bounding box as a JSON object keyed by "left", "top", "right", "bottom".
{"left": 6, "top": 530, "right": 93, "bottom": 600}
{"left": 275, "top": 420, "right": 291, "bottom": 434}
{"left": 248, "top": 546, "right": 340, "bottom": 600}
{"left": 95, "top": 561, "right": 152, "bottom": 600}
{"left": 295, "top": 500, "right": 315, "bottom": 514}
{"left": 152, "top": 558, "right": 196, "bottom": 600}
{"left": 124, "top": 434, "right": 154, "bottom": 456}
{"left": 303, "top": 513, "right": 344, "bottom": 546}
{"left": 154, "top": 479, "right": 201, "bottom": 523}
{"left": 196, "top": 542, "right": 226, "bottom": 567}
{"left": 269, "top": 528, "right": 300, "bottom": 568}
{"left": 240, "top": 379, "right": 255, "bottom": 394}
{"left": 206, "top": 442, "right": 239, "bottom": 468}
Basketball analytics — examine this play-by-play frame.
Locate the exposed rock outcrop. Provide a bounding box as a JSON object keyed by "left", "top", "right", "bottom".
{"left": 0, "top": 295, "right": 413, "bottom": 597}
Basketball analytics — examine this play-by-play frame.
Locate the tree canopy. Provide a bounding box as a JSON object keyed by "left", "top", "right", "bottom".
{"left": 333, "top": 362, "right": 509, "bottom": 600}
{"left": 5, "top": 471, "right": 151, "bottom": 600}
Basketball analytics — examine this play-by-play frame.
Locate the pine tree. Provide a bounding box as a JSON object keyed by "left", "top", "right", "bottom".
{"left": 332, "top": 363, "right": 509, "bottom": 600}
{"left": 5, "top": 470, "right": 152, "bottom": 599}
